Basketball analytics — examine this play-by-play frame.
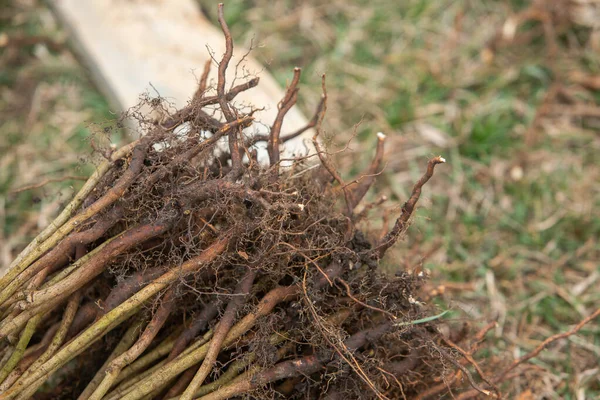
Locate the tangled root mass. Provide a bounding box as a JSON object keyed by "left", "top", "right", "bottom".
{"left": 0, "top": 5, "right": 496, "bottom": 400}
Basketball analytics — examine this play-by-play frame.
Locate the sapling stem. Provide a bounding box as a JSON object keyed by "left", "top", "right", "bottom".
{"left": 0, "top": 140, "right": 140, "bottom": 295}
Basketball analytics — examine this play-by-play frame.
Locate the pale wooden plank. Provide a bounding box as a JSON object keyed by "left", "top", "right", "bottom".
{"left": 49, "top": 0, "right": 314, "bottom": 157}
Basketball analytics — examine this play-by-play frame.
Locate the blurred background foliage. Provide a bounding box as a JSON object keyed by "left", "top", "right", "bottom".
{"left": 1, "top": 0, "right": 599, "bottom": 398}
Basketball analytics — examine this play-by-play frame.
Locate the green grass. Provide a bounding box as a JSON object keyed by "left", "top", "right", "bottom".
{"left": 0, "top": 2, "right": 115, "bottom": 237}
{"left": 196, "top": 0, "right": 600, "bottom": 397}
{"left": 1, "top": 0, "right": 599, "bottom": 397}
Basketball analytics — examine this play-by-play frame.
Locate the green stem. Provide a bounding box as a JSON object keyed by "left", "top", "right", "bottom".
{"left": 395, "top": 310, "right": 449, "bottom": 327}
{"left": 119, "top": 285, "right": 299, "bottom": 400}
{"left": 113, "top": 330, "right": 180, "bottom": 388}
{"left": 0, "top": 236, "right": 117, "bottom": 339}
{"left": 78, "top": 317, "right": 144, "bottom": 400}
{"left": 8, "top": 292, "right": 81, "bottom": 392}
{"left": 0, "top": 236, "right": 229, "bottom": 400}
{"left": 0, "top": 315, "right": 41, "bottom": 384}
{"left": 105, "top": 331, "right": 213, "bottom": 400}
{"left": 0, "top": 140, "right": 138, "bottom": 296}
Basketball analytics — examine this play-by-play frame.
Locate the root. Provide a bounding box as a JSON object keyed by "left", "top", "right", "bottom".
{"left": 428, "top": 339, "right": 491, "bottom": 397}
{"left": 78, "top": 317, "right": 145, "bottom": 400}
{"left": 249, "top": 94, "right": 325, "bottom": 146}
{"left": 268, "top": 67, "right": 301, "bottom": 174}
{"left": 0, "top": 212, "right": 178, "bottom": 340}
{"left": 0, "top": 236, "right": 229, "bottom": 400}
{"left": 198, "top": 355, "right": 323, "bottom": 400}
{"left": 167, "top": 303, "right": 219, "bottom": 362}
{"left": 200, "top": 321, "right": 395, "bottom": 400}
{"left": 0, "top": 140, "right": 140, "bottom": 299}
{"left": 118, "top": 285, "right": 300, "bottom": 400}
{"left": 346, "top": 132, "right": 386, "bottom": 212}
{"left": 0, "top": 316, "right": 41, "bottom": 385}
{"left": 145, "top": 115, "right": 253, "bottom": 188}
{"left": 0, "top": 5, "right": 517, "bottom": 399}
{"left": 162, "top": 367, "right": 196, "bottom": 399}
{"left": 213, "top": 3, "right": 243, "bottom": 179}
{"left": 25, "top": 203, "right": 178, "bottom": 309}
{"left": 310, "top": 76, "right": 356, "bottom": 222}
{"left": 375, "top": 156, "right": 446, "bottom": 258}
{"left": 0, "top": 207, "right": 123, "bottom": 307}
{"left": 10, "top": 291, "right": 80, "bottom": 391}
{"left": 179, "top": 269, "right": 256, "bottom": 399}
{"left": 87, "top": 290, "right": 174, "bottom": 400}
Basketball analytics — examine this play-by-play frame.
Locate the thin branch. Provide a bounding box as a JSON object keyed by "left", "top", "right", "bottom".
{"left": 497, "top": 307, "right": 600, "bottom": 381}
{"left": 248, "top": 95, "right": 325, "bottom": 146}
{"left": 215, "top": 3, "right": 242, "bottom": 177}
{"left": 180, "top": 269, "right": 256, "bottom": 399}
{"left": 167, "top": 303, "right": 219, "bottom": 362}
{"left": 9, "top": 176, "right": 89, "bottom": 194}
{"left": 78, "top": 317, "right": 145, "bottom": 400}
{"left": 192, "top": 60, "right": 212, "bottom": 102}
{"left": 335, "top": 278, "right": 398, "bottom": 321}
{"left": 1, "top": 235, "right": 231, "bottom": 400}
{"left": 346, "top": 132, "right": 386, "bottom": 212}
{"left": 268, "top": 68, "right": 301, "bottom": 171}
{"left": 375, "top": 156, "right": 446, "bottom": 258}
{"left": 88, "top": 290, "right": 175, "bottom": 400}
{"left": 311, "top": 75, "right": 353, "bottom": 216}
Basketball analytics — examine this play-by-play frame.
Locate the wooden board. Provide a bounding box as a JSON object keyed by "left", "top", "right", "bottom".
{"left": 49, "top": 0, "right": 314, "bottom": 157}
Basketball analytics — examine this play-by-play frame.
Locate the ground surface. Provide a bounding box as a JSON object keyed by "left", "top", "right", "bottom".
{"left": 1, "top": 0, "right": 599, "bottom": 398}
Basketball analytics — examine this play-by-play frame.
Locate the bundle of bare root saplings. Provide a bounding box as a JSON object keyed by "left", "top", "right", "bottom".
{"left": 0, "top": 6, "right": 498, "bottom": 400}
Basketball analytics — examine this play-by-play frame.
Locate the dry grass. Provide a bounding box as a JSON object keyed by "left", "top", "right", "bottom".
{"left": 196, "top": 1, "right": 600, "bottom": 397}
{"left": 0, "top": 1, "right": 127, "bottom": 272}
{"left": 1, "top": 0, "right": 600, "bottom": 398}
